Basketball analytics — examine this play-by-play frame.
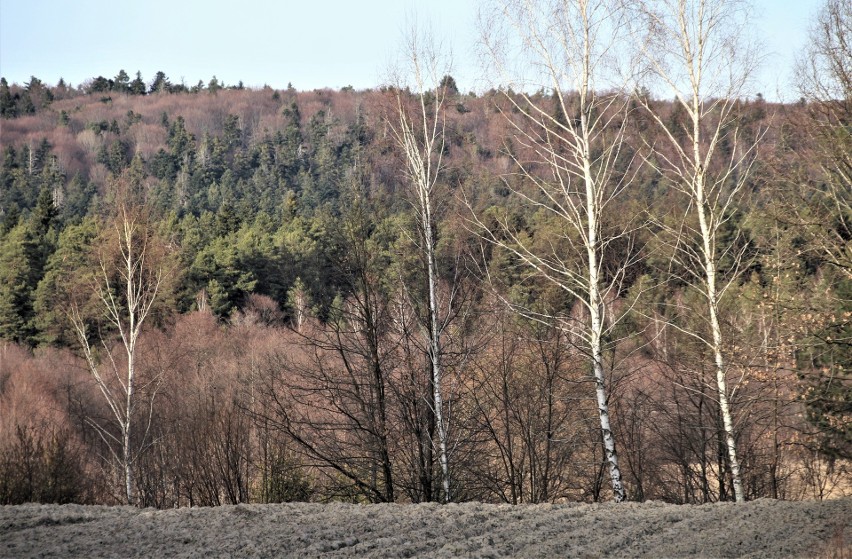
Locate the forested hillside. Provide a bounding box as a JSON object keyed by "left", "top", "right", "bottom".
{"left": 0, "top": 0, "right": 849, "bottom": 509}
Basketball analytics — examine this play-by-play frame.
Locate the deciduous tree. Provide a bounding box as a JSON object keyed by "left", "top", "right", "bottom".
{"left": 387, "top": 23, "right": 455, "bottom": 502}
{"left": 68, "top": 185, "right": 174, "bottom": 504}
{"left": 629, "top": 0, "right": 763, "bottom": 502}
{"left": 476, "top": 0, "right": 642, "bottom": 502}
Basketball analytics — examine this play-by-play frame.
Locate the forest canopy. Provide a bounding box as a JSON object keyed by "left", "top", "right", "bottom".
{"left": 0, "top": 0, "right": 849, "bottom": 508}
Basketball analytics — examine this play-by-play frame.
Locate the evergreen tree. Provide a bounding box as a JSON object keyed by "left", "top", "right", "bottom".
{"left": 0, "top": 77, "right": 16, "bottom": 118}
{"left": 208, "top": 76, "right": 222, "bottom": 94}
{"left": 24, "top": 76, "right": 51, "bottom": 111}
{"left": 88, "top": 76, "right": 113, "bottom": 94}
{"left": 32, "top": 185, "right": 57, "bottom": 236}
{"left": 150, "top": 71, "right": 171, "bottom": 94}
{"left": 1, "top": 205, "right": 21, "bottom": 235}
{"left": 32, "top": 218, "right": 99, "bottom": 345}
{"left": 61, "top": 174, "right": 96, "bottom": 222}
{"left": 439, "top": 74, "right": 459, "bottom": 96}
{"left": 190, "top": 234, "right": 258, "bottom": 318}
{"left": 0, "top": 223, "right": 41, "bottom": 343}
{"left": 129, "top": 71, "right": 146, "bottom": 95}
{"left": 222, "top": 114, "right": 242, "bottom": 151}
{"left": 168, "top": 116, "right": 195, "bottom": 160}
{"left": 114, "top": 69, "right": 130, "bottom": 93}
{"left": 98, "top": 140, "right": 130, "bottom": 175}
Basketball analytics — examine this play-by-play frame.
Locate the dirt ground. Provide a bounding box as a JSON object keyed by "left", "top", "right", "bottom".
{"left": 2, "top": 498, "right": 849, "bottom": 558}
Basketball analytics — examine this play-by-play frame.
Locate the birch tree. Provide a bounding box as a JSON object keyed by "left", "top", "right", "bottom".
{"left": 630, "top": 0, "right": 762, "bottom": 502}
{"left": 387, "top": 26, "right": 454, "bottom": 502}
{"left": 476, "top": 0, "right": 642, "bottom": 502}
{"left": 69, "top": 201, "right": 169, "bottom": 505}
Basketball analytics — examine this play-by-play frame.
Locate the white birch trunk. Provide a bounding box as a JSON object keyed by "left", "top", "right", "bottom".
{"left": 477, "top": 0, "right": 634, "bottom": 502}
{"left": 630, "top": 0, "right": 756, "bottom": 502}
{"left": 586, "top": 181, "right": 626, "bottom": 503}
{"left": 69, "top": 203, "right": 164, "bottom": 506}
{"left": 389, "top": 29, "right": 453, "bottom": 501}
{"left": 425, "top": 205, "right": 451, "bottom": 502}
{"left": 695, "top": 177, "right": 744, "bottom": 502}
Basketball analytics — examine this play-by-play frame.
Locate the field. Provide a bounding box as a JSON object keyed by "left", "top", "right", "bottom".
{"left": 2, "top": 498, "right": 849, "bottom": 558}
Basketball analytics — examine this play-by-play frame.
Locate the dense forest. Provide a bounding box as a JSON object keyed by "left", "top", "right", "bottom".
{"left": 0, "top": 0, "right": 849, "bottom": 508}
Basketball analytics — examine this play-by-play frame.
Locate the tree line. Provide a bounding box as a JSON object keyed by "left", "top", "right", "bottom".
{"left": 0, "top": 0, "right": 848, "bottom": 506}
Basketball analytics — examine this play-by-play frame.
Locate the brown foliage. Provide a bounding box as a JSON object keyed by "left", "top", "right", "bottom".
{"left": 0, "top": 343, "right": 98, "bottom": 504}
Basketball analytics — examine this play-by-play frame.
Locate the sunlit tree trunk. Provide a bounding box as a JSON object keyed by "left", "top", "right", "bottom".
{"left": 70, "top": 202, "right": 166, "bottom": 505}
{"left": 388, "top": 26, "right": 453, "bottom": 502}
{"left": 477, "top": 0, "right": 639, "bottom": 502}
{"left": 630, "top": 0, "right": 763, "bottom": 502}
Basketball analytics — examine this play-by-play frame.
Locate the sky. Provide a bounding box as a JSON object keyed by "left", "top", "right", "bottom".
{"left": 0, "top": 0, "right": 823, "bottom": 102}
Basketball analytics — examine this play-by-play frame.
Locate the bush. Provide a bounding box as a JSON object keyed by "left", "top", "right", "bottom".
{"left": 0, "top": 424, "right": 91, "bottom": 504}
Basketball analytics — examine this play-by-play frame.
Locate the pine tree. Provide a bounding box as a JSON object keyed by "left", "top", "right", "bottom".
{"left": 0, "top": 77, "right": 16, "bottom": 118}
{"left": 0, "top": 223, "right": 41, "bottom": 343}
{"left": 129, "top": 71, "right": 146, "bottom": 95}
{"left": 114, "top": 69, "right": 130, "bottom": 93}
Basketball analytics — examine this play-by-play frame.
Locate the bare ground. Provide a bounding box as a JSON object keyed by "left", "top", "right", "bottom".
{"left": 2, "top": 498, "right": 849, "bottom": 558}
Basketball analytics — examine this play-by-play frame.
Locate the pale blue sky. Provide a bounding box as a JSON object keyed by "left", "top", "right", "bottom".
{"left": 0, "top": 0, "right": 821, "bottom": 101}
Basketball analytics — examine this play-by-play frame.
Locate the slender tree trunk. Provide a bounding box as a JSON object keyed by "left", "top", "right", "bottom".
{"left": 424, "top": 202, "right": 451, "bottom": 502}
{"left": 70, "top": 202, "right": 165, "bottom": 507}
{"left": 500, "top": 353, "right": 518, "bottom": 504}
{"left": 631, "top": 0, "right": 757, "bottom": 503}
{"left": 541, "top": 357, "right": 554, "bottom": 503}
{"left": 590, "top": 311, "right": 625, "bottom": 502}
{"left": 422, "top": 386, "right": 435, "bottom": 502}
{"left": 588, "top": 259, "right": 625, "bottom": 501}
{"left": 124, "top": 351, "right": 134, "bottom": 505}
{"left": 389, "top": 36, "right": 453, "bottom": 501}
{"left": 359, "top": 261, "right": 396, "bottom": 502}
{"left": 369, "top": 337, "right": 394, "bottom": 502}
{"left": 478, "top": 0, "right": 633, "bottom": 503}
{"left": 584, "top": 118, "right": 626, "bottom": 503}
{"left": 695, "top": 173, "right": 744, "bottom": 502}
{"left": 124, "top": 237, "right": 136, "bottom": 505}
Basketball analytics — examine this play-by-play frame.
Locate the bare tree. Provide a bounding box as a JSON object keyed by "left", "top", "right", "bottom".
{"left": 798, "top": 0, "right": 852, "bottom": 109}
{"left": 68, "top": 201, "right": 169, "bottom": 505}
{"left": 254, "top": 184, "right": 398, "bottom": 503}
{"left": 629, "top": 0, "right": 763, "bottom": 502}
{"left": 468, "top": 301, "right": 581, "bottom": 503}
{"left": 475, "top": 0, "right": 643, "bottom": 502}
{"left": 795, "top": 0, "right": 851, "bottom": 273}
{"left": 790, "top": 0, "right": 852, "bottom": 462}
{"left": 387, "top": 24, "right": 454, "bottom": 502}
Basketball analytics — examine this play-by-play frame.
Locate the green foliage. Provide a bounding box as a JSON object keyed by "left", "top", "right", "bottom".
{"left": 208, "top": 75, "right": 222, "bottom": 94}
{"left": 440, "top": 74, "right": 459, "bottom": 96}
{"left": 149, "top": 71, "right": 171, "bottom": 94}
{"left": 87, "top": 76, "right": 113, "bottom": 94}
{"left": 32, "top": 218, "right": 99, "bottom": 345}
{"left": 114, "top": 69, "right": 130, "bottom": 93}
{"left": 32, "top": 185, "right": 57, "bottom": 236}
{"left": 0, "top": 77, "right": 16, "bottom": 118}
{"left": 168, "top": 116, "right": 195, "bottom": 160}
{"left": 97, "top": 139, "right": 130, "bottom": 175}
{"left": 130, "top": 71, "right": 146, "bottom": 95}
{"left": 189, "top": 234, "right": 258, "bottom": 317}
{"left": 0, "top": 223, "right": 43, "bottom": 343}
